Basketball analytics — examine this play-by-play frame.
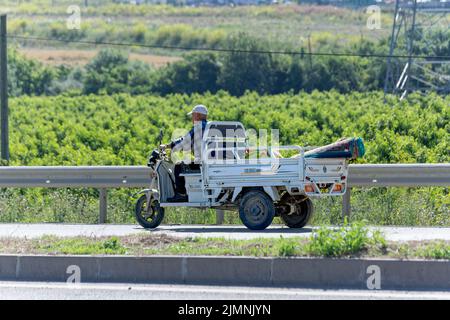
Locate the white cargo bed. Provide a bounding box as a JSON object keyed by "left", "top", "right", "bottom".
{"left": 203, "top": 155, "right": 348, "bottom": 197}
{"left": 160, "top": 121, "right": 349, "bottom": 208}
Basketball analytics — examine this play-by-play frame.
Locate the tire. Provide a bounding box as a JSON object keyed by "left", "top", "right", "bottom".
{"left": 280, "top": 195, "right": 314, "bottom": 229}
{"left": 239, "top": 190, "right": 275, "bottom": 230}
{"left": 134, "top": 194, "right": 164, "bottom": 229}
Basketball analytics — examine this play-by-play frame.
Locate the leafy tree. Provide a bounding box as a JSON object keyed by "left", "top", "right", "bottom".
{"left": 83, "top": 49, "right": 153, "bottom": 95}
{"left": 152, "top": 52, "right": 221, "bottom": 95}
{"left": 270, "top": 56, "right": 304, "bottom": 94}
{"left": 83, "top": 49, "right": 128, "bottom": 94}
{"left": 218, "top": 33, "right": 275, "bottom": 96}
{"left": 7, "top": 49, "right": 56, "bottom": 96}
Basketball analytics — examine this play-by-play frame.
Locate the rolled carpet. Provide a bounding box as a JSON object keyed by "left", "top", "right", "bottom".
{"left": 304, "top": 137, "right": 365, "bottom": 160}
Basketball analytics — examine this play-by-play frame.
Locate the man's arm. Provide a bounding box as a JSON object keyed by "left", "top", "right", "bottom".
{"left": 165, "top": 127, "right": 195, "bottom": 152}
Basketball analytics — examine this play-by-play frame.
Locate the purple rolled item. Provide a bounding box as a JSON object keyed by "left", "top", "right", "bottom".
{"left": 304, "top": 137, "right": 365, "bottom": 160}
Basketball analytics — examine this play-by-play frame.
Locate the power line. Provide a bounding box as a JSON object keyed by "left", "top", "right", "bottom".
{"left": 7, "top": 34, "right": 450, "bottom": 61}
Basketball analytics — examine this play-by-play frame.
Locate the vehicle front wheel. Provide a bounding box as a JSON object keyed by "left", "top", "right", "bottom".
{"left": 239, "top": 190, "right": 275, "bottom": 230}
{"left": 279, "top": 195, "right": 314, "bottom": 229}
{"left": 135, "top": 194, "right": 165, "bottom": 229}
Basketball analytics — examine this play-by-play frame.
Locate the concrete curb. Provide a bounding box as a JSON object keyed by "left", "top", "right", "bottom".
{"left": 1, "top": 254, "right": 449, "bottom": 290}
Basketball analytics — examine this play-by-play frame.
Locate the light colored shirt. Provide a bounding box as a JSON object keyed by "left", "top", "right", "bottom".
{"left": 170, "top": 120, "right": 208, "bottom": 163}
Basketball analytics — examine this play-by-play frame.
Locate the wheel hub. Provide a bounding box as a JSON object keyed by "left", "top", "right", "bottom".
{"left": 251, "top": 206, "right": 261, "bottom": 216}
{"left": 142, "top": 203, "right": 155, "bottom": 220}
{"left": 246, "top": 199, "right": 266, "bottom": 222}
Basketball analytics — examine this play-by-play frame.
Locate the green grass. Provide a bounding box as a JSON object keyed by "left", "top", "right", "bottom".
{"left": 33, "top": 235, "right": 127, "bottom": 255}
{"left": 0, "top": 186, "right": 448, "bottom": 227}
{"left": 278, "top": 237, "right": 299, "bottom": 257}
{"left": 415, "top": 241, "right": 450, "bottom": 260}
{"left": 140, "top": 236, "right": 300, "bottom": 257}
{"left": 307, "top": 220, "right": 370, "bottom": 257}
{"left": 0, "top": 222, "right": 390, "bottom": 258}
{"left": 2, "top": 222, "right": 450, "bottom": 259}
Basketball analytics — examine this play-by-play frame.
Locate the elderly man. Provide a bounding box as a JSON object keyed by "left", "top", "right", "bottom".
{"left": 161, "top": 105, "right": 208, "bottom": 202}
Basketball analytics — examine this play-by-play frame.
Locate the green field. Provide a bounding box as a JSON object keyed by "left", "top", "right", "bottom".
{"left": 0, "top": 91, "right": 447, "bottom": 226}
{"left": 1, "top": 2, "right": 448, "bottom": 227}
{"left": 4, "top": 3, "right": 393, "bottom": 56}
{"left": 9, "top": 92, "right": 449, "bottom": 166}
{"left": 5, "top": 2, "right": 448, "bottom": 97}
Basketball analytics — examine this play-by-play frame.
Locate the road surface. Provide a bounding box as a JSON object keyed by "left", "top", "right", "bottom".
{"left": 0, "top": 281, "right": 449, "bottom": 300}
{"left": 0, "top": 224, "right": 450, "bottom": 241}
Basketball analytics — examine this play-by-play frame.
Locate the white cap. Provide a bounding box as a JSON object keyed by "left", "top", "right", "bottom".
{"left": 187, "top": 104, "right": 208, "bottom": 116}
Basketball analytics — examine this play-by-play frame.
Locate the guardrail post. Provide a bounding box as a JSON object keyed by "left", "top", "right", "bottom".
{"left": 216, "top": 209, "right": 224, "bottom": 225}
{"left": 99, "top": 188, "right": 107, "bottom": 224}
{"left": 342, "top": 187, "right": 351, "bottom": 223}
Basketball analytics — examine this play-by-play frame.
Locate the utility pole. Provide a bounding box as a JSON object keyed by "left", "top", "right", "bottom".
{"left": 307, "top": 32, "right": 312, "bottom": 70}
{"left": 0, "top": 15, "right": 9, "bottom": 162}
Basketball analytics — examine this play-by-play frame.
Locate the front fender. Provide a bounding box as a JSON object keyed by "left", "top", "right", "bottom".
{"left": 134, "top": 189, "right": 159, "bottom": 200}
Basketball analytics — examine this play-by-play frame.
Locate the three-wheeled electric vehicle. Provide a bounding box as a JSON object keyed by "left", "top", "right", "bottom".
{"left": 135, "top": 121, "right": 354, "bottom": 230}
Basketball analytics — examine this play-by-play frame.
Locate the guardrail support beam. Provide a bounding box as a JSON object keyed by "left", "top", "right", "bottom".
{"left": 216, "top": 209, "right": 225, "bottom": 225}
{"left": 99, "top": 188, "right": 107, "bottom": 224}
{"left": 342, "top": 187, "right": 351, "bottom": 222}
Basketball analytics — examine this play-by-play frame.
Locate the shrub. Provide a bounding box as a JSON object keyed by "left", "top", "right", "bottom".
{"left": 307, "top": 220, "right": 371, "bottom": 257}
{"left": 277, "top": 238, "right": 298, "bottom": 257}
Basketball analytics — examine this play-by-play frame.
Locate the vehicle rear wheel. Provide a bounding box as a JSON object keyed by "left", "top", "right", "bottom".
{"left": 279, "top": 195, "right": 314, "bottom": 229}
{"left": 135, "top": 194, "right": 165, "bottom": 229}
{"left": 239, "top": 190, "right": 275, "bottom": 230}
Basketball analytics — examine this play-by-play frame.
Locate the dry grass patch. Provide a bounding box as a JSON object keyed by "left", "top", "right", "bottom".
{"left": 19, "top": 48, "right": 181, "bottom": 67}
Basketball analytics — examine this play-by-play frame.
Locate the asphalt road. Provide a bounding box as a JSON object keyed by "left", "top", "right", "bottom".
{"left": 0, "top": 223, "right": 450, "bottom": 241}
{"left": 0, "top": 281, "right": 449, "bottom": 300}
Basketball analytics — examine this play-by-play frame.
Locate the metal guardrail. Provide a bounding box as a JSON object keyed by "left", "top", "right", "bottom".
{"left": 0, "top": 166, "right": 151, "bottom": 224}
{"left": 344, "top": 163, "right": 450, "bottom": 220}
{"left": 0, "top": 164, "right": 448, "bottom": 223}
{"left": 348, "top": 164, "right": 450, "bottom": 187}
{"left": 1, "top": 164, "right": 448, "bottom": 188}
{"left": 0, "top": 166, "right": 150, "bottom": 188}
